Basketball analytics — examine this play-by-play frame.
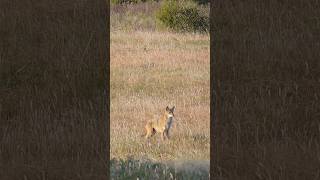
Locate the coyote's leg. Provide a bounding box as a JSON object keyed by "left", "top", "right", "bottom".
{"left": 165, "top": 130, "right": 170, "bottom": 140}
{"left": 145, "top": 122, "right": 153, "bottom": 139}
{"left": 161, "top": 131, "right": 166, "bottom": 141}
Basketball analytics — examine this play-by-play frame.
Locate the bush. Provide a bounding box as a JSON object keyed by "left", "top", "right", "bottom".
{"left": 156, "top": 0, "right": 209, "bottom": 32}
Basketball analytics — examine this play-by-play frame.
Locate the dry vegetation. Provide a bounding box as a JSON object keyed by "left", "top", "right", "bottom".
{"left": 0, "top": 0, "right": 108, "bottom": 179}
{"left": 111, "top": 1, "right": 161, "bottom": 31}
{"left": 211, "top": 0, "right": 320, "bottom": 179}
{"left": 110, "top": 1, "right": 210, "bottom": 178}
{"left": 110, "top": 31, "right": 210, "bottom": 160}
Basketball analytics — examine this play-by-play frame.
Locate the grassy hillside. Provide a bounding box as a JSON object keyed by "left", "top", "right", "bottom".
{"left": 110, "top": 1, "right": 210, "bottom": 179}
{"left": 110, "top": 31, "right": 210, "bottom": 161}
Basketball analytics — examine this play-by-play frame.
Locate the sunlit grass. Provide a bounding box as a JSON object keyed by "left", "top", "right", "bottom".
{"left": 110, "top": 30, "right": 210, "bottom": 163}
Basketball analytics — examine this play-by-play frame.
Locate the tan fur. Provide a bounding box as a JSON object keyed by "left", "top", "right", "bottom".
{"left": 142, "top": 106, "right": 175, "bottom": 141}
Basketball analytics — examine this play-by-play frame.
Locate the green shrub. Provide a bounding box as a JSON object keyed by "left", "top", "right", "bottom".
{"left": 156, "top": 0, "right": 209, "bottom": 32}
{"left": 111, "top": 158, "right": 210, "bottom": 179}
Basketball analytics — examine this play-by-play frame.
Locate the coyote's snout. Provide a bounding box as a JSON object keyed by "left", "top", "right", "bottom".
{"left": 142, "top": 106, "right": 175, "bottom": 141}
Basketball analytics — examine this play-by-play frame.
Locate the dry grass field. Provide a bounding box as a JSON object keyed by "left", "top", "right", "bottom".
{"left": 211, "top": 0, "right": 320, "bottom": 179}
{"left": 110, "top": 31, "right": 210, "bottom": 161}
{"left": 2, "top": 0, "right": 318, "bottom": 179}
{"left": 1, "top": 0, "right": 108, "bottom": 179}
{"left": 110, "top": 1, "right": 210, "bottom": 179}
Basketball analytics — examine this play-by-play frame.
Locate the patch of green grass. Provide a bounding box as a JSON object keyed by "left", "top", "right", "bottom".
{"left": 110, "top": 158, "right": 210, "bottom": 179}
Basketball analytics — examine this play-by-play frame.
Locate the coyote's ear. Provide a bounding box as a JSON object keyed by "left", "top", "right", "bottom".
{"left": 171, "top": 106, "right": 175, "bottom": 112}
{"left": 166, "top": 106, "right": 169, "bottom": 111}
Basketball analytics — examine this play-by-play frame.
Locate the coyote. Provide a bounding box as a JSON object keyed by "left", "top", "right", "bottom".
{"left": 142, "top": 106, "right": 175, "bottom": 141}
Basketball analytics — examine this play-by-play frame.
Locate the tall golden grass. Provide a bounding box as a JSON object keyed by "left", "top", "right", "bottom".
{"left": 110, "top": 30, "right": 210, "bottom": 161}
{"left": 211, "top": 0, "right": 320, "bottom": 179}
{"left": 110, "top": 0, "right": 211, "bottom": 168}
{"left": 110, "top": 2, "right": 210, "bottom": 178}
{"left": 0, "top": 0, "right": 108, "bottom": 179}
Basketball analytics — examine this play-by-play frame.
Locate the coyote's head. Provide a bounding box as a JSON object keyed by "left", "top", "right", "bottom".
{"left": 165, "top": 106, "right": 175, "bottom": 118}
